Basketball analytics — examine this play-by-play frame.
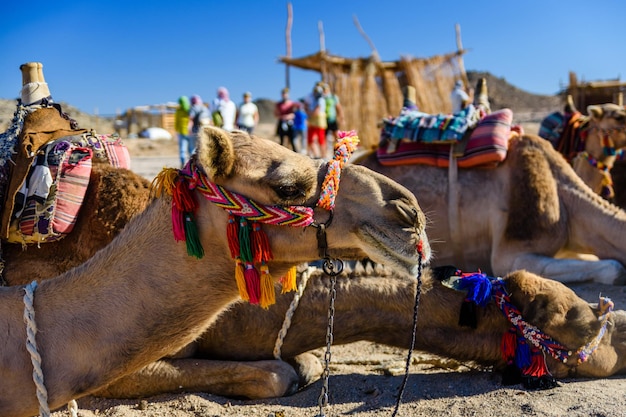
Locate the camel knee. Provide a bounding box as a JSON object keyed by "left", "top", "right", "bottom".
{"left": 286, "top": 352, "right": 323, "bottom": 388}
{"left": 249, "top": 360, "right": 300, "bottom": 399}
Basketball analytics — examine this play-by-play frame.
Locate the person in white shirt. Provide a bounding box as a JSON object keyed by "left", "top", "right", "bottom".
{"left": 211, "top": 87, "right": 237, "bottom": 131}
{"left": 236, "top": 91, "right": 259, "bottom": 134}
{"left": 450, "top": 80, "right": 470, "bottom": 114}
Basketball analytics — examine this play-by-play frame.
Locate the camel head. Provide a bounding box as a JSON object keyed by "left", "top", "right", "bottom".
{"left": 588, "top": 103, "right": 626, "bottom": 152}
{"left": 505, "top": 270, "right": 626, "bottom": 378}
{"left": 186, "top": 126, "right": 430, "bottom": 278}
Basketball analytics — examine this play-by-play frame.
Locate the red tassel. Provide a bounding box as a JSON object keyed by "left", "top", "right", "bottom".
{"left": 172, "top": 179, "right": 197, "bottom": 212}
{"left": 523, "top": 349, "right": 550, "bottom": 378}
{"left": 172, "top": 205, "right": 185, "bottom": 241}
{"left": 251, "top": 222, "right": 273, "bottom": 263}
{"left": 244, "top": 262, "right": 260, "bottom": 304}
{"left": 501, "top": 328, "right": 517, "bottom": 362}
{"left": 227, "top": 215, "right": 240, "bottom": 259}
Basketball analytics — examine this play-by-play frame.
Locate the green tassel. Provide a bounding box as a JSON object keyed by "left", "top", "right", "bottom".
{"left": 238, "top": 218, "right": 253, "bottom": 263}
{"left": 184, "top": 212, "right": 204, "bottom": 258}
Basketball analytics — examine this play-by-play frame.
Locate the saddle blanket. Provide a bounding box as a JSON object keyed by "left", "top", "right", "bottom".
{"left": 377, "top": 108, "right": 513, "bottom": 168}
{"left": 7, "top": 131, "right": 131, "bottom": 244}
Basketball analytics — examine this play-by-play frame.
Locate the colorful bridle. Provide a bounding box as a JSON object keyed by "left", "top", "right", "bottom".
{"left": 443, "top": 270, "right": 614, "bottom": 389}
{"left": 151, "top": 131, "right": 360, "bottom": 308}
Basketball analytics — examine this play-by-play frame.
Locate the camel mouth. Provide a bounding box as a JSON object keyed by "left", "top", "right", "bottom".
{"left": 357, "top": 225, "right": 430, "bottom": 277}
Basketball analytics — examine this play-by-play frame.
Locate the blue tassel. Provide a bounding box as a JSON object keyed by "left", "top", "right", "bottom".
{"left": 514, "top": 336, "right": 531, "bottom": 369}
{"left": 457, "top": 273, "right": 492, "bottom": 307}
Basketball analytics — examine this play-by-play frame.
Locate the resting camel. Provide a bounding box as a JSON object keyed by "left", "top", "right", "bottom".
{"left": 0, "top": 124, "right": 430, "bottom": 417}
{"left": 538, "top": 97, "right": 626, "bottom": 200}
{"left": 358, "top": 128, "right": 626, "bottom": 285}
{"left": 1, "top": 64, "right": 624, "bottom": 406}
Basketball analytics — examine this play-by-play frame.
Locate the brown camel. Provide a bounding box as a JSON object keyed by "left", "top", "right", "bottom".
{"left": 357, "top": 131, "right": 626, "bottom": 285}
{"left": 91, "top": 264, "right": 626, "bottom": 400}
{"left": 539, "top": 98, "right": 626, "bottom": 200}
{"left": 0, "top": 124, "right": 429, "bottom": 417}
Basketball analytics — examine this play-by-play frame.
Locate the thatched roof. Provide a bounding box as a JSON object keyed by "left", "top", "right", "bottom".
{"left": 280, "top": 49, "right": 468, "bottom": 150}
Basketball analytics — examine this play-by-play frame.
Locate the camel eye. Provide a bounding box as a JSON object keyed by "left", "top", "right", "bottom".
{"left": 275, "top": 185, "right": 304, "bottom": 200}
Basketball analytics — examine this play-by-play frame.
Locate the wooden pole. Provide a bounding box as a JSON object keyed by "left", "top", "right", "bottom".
{"left": 318, "top": 20, "right": 326, "bottom": 82}
{"left": 285, "top": 2, "right": 293, "bottom": 90}
{"left": 455, "top": 23, "right": 469, "bottom": 88}
{"left": 353, "top": 15, "right": 378, "bottom": 60}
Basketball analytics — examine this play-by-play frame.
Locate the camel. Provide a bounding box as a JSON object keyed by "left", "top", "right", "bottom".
{"left": 0, "top": 123, "right": 429, "bottom": 417}
{"left": 538, "top": 97, "right": 626, "bottom": 200}
{"left": 350, "top": 79, "right": 626, "bottom": 284}
{"left": 91, "top": 264, "right": 626, "bottom": 400}
{"left": 3, "top": 63, "right": 621, "bottom": 408}
{"left": 357, "top": 129, "right": 626, "bottom": 285}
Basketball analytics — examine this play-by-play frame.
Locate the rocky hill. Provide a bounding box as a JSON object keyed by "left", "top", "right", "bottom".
{"left": 1, "top": 71, "right": 564, "bottom": 133}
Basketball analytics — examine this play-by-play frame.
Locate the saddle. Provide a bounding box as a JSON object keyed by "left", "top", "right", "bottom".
{"left": 376, "top": 107, "right": 514, "bottom": 168}
{"left": 0, "top": 104, "right": 130, "bottom": 244}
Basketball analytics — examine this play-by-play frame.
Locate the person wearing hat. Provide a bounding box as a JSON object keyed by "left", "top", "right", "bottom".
{"left": 211, "top": 87, "right": 237, "bottom": 131}
{"left": 450, "top": 79, "right": 470, "bottom": 114}
{"left": 306, "top": 83, "right": 328, "bottom": 158}
{"left": 175, "top": 95, "right": 192, "bottom": 168}
{"left": 274, "top": 87, "right": 296, "bottom": 150}
{"left": 236, "top": 91, "right": 259, "bottom": 134}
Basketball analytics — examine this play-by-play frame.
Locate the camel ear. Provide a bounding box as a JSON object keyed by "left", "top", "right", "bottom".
{"left": 196, "top": 126, "right": 235, "bottom": 179}
{"left": 587, "top": 105, "right": 604, "bottom": 121}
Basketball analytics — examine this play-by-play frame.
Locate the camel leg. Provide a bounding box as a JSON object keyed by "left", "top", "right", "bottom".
{"left": 508, "top": 253, "right": 626, "bottom": 285}
{"left": 286, "top": 352, "right": 323, "bottom": 388}
{"left": 93, "top": 358, "right": 300, "bottom": 400}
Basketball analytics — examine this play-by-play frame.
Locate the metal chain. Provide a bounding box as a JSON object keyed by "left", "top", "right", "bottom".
{"left": 391, "top": 252, "right": 423, "bottom": 417}
{"left": 315, "top": 267, "right": 338, "bottom": 417}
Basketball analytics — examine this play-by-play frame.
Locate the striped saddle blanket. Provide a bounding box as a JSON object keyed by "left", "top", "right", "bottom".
{"left": 377, "top": 108, "right": 513, "bottom": 168}
{"left": 7, "top": 132, "right": 130, "bottom": 244}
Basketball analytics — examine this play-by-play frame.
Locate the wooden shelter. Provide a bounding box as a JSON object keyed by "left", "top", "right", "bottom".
{"left": 280, "top": 41, "right": 468, "bottom": 150}
{"left": 567, "top": 71, "right": 624, "bottom": 113}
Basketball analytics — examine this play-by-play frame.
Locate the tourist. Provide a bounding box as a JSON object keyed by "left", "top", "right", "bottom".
{"left": 236, "top": 91, "right": 259, "bottom": 134}
{"left": 450, "top": 80, "right": 470, "bottom": 114}
{"left": 306, "top": 83, "right": 327, "bottom": 158}
{"left": 274, "top": 87, "right": 296, "bottom": 151}
{"left": 322, "top": 83, "right": 343, "bottom": 149}
{"left": 188, "top": 94, "right": 209, "bottom": 156}
{"left": 292, "top": 99, "right": 308, "bottom": 154}
{"left": 211, "top": 87, "right": 237, "bottom": 131}
{"left": 174, "top": 95, "right": 192, "bottom": 167}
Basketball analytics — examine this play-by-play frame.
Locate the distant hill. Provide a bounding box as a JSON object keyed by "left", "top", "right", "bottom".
{"left": 1, "top": 71, "right": 564, "bottom": 132}
{"left": 467, "top": 71, "right": 562, "bottom": 119}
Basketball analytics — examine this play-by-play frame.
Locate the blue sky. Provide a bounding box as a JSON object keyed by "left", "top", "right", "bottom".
{"left": 1, "top": 1, "right": 624, "bottom": 116}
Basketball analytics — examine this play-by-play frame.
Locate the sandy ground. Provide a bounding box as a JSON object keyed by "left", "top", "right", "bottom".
{"left": 48, "top": 124, "right": 626, "bottom": 417}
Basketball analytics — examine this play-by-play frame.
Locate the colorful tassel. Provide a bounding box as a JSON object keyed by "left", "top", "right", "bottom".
{"left": 234, "top": 258, "right": 249, "bottom": 301}
{"left": 183, "top": 212, "right": 204, "bottom": 258}
{"left": 501, "top": 328, "right": 517, "bottom": 361}
{"left": 171, "top": 204, "right": 185, "bottom": 242}
{"left": 251, "top": 221, "right": 273, "bottom": 263}
{"left": 150, "top": 167, "right": 179, "bottom": 198}
{"left": 259, "top": 264, "right": 276, "bottom": 309}
{"left": 238, "top": 218, "right": 253, "bottom": 263}
{"left": 281, "top": 266, "right": 298, "bottom": 293}
{"left": 458, "top": 300, "right": 477, "bottom": 328}
{"left": 521, "top": 349, "right": 558, "bottom": 390}
{"left": 514, "top": 336, "right": 531, "bottom": 369}
{"left": 227, "top": 214, "right": 240, "bottom": 259}
{"left": 173, "top": 179, "right": 197, "bottom": 212}
{"left": 244, "top": 262, "right": 260, "bottom": 304}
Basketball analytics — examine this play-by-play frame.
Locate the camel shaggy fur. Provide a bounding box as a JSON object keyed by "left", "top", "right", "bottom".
{"left": 0, "top": 126, "right": 429, "bottom": 417}
{"left": 358, "top": 132, "right": 626, "bottom": 285}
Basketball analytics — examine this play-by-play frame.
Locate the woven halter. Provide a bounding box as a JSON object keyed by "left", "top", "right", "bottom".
{"left": 150, "top": 130, "right": 360, "bottom": 308}
{"left": 444, "top": 270, "right": 614, "bottom": 387}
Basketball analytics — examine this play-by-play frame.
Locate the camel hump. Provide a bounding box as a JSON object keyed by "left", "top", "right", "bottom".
{"left": 504, "top": 135, "right": 561, "bottom": 240}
